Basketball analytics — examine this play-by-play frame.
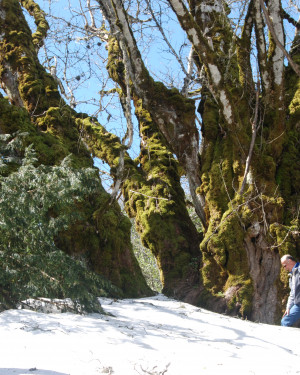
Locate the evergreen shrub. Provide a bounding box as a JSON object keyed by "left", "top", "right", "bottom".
{"left": 0, "top": 133, "right": 121, "bottom": 313}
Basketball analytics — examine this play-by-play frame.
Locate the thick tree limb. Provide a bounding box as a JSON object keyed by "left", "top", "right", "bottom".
{"left": 254, "top": 0, "right": 270, "bottom": 91}
{"left": 98, "top": 0, "right": 207, "bottom": 228}
{"left": 237, "top": 0, "right": 254, "bottom": 89}
{"left": 259, "top": 0, "right": 300, "bottom": 77}
{"left": 19, "top": 0, "right": 49, "bottom": 50}
{"left": 167, "top": 0, "right": 234, "bottom": 125}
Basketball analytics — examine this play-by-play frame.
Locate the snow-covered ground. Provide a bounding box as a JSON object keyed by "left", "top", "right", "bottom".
{"left": 0, "top": 294, "right": 299, "bottom": 375}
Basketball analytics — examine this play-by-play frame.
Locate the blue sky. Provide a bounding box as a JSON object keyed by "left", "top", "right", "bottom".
{"left": 30, "top": 0, "right": 191, "bottom": 190}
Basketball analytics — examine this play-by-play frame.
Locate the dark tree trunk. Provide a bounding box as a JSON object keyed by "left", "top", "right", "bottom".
{"left": 0, "top": 0, "right": 151, "bottom": 297}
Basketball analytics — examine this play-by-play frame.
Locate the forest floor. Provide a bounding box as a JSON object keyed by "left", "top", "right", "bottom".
{"left": 0, "top": 294, "right": 299, "bottom": 375}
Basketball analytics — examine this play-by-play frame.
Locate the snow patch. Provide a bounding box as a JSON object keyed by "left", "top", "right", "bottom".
{"left": 0, "top": 294, "right": 299, "bottom": 374}
{"left": 18, "top": 298, "right": 87, "bottom": 314}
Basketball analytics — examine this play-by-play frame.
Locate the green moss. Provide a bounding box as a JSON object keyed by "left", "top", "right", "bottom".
{"left": 20, "top": 0, "right": 49, "bottom": 49}
{"left": 122, "top": 99, "right": 202, "bottom": 294}
{"left": 103, "top": 35, "right": 202, "bottom": 297}
{"left": 57, "top": 190, "right": 152, "bottom": 298}
{"left": 201, "top": 95, "right": 219, "bottom": 141}
{"left": 270, "top": 222, "right": 299, "bottom": 255}
{"left": 106, "top": 38, "right": 125, "bottom": 86}
{"left": 225, "top": 276, "right": 253, "bottom": 318}
{"left": 0, "top": 0, "right": 61, "bottom": 112}
{"left": 274, "top": 54, "right": 300, "bottom": 222}
{"left": 201, "top": 211, "right": 248, "bottom": 287}
{"left": 201, "top": 255, "right": 227, "bottom": 294}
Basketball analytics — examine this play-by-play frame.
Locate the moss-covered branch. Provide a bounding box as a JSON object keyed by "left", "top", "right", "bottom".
{"left": 19, "top": 0, "right": 49, "bottom": 49}
{"left": 129, "top": 99, "right": 202, "bottom": 296}
{"left": 98, "top": 3, "right": 207, "bottom": 226}
{"left": 76, "top": 108, "right": 202, "bottom": 298}
{"left": 0, "top": 0, "right": 60, "bottom": 112}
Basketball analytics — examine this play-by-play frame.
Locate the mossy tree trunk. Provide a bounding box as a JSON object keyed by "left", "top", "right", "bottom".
{"left": 172, "top": 0, "right": 299, "bottom": 323}
{"left": 96, "top": 0, "right": 299, "bottom": 323}
{"left": 85, "top": 35, "right": 202, "bottom": 297}
{"left": 0, "top": 0, "right": 151, "bottom": 297}
{"left": 1, "top": 0, "right": 299, "bottom": 323}
{"left": 77, "top": 95, "right": 202, "bottom": 298}
{"left": 173, "top": 0, "right": 299, "bottom": 322}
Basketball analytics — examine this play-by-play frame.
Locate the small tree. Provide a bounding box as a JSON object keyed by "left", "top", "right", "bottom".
{"left": 0, "top": 133, "right": 121, "bottom": 312}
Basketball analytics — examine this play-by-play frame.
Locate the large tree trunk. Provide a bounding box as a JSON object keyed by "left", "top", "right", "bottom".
{"left": 167, "top": 0, "right": 300, "bottom": 323}
{"left": 0, "top": 0, "right": 151, "bottom": 297}
{"left": 95, "top": 0, "right": 300, "bottom": 323}
{"left": 78, "top": 49, "right": 203, "bottom": 298}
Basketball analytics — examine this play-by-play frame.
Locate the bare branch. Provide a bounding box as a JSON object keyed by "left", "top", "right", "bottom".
{"left": 48, "top": 56, "right": 76, "bottom": 108}
{"left": 239, "top": 79, "right": 260, "bottom": 195}
{"left": 181, "top": 46, "right": 194, "bottom": 96}
{"left": 282, "top": 9, "right": 300, "bottom": 31}
{"left": 145, "top": 0, "right": 190, "bottom": 79}
{"left": 86, "top": 0, "right": 96, "bottom": 28}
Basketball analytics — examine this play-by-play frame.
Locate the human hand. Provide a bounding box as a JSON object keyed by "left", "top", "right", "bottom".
{"left": 282, "top": 309, "right": 290, "bottom": 317}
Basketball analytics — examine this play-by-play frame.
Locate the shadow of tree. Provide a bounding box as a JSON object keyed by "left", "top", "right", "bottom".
{"left": 0, "top": 369, "right": 68, "bottom": 375}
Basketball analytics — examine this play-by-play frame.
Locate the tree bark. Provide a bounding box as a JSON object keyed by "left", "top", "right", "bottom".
{"left": 0, "top": 0, "right": 151, "bottom": 297}
{"left": 167, "top": 0, "right": 299, "bottom": 322}
{"left": 78, "top": 37, "right": 203, "bottom": 299}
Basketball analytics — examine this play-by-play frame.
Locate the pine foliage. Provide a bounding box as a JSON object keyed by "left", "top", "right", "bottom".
{"left": 0, "top": 133, "right": 121, "bottom": 313}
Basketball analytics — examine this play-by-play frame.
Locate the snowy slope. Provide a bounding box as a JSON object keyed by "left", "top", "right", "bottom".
{"left": 0, "top": 294, "right": 299, "bottom": 375}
